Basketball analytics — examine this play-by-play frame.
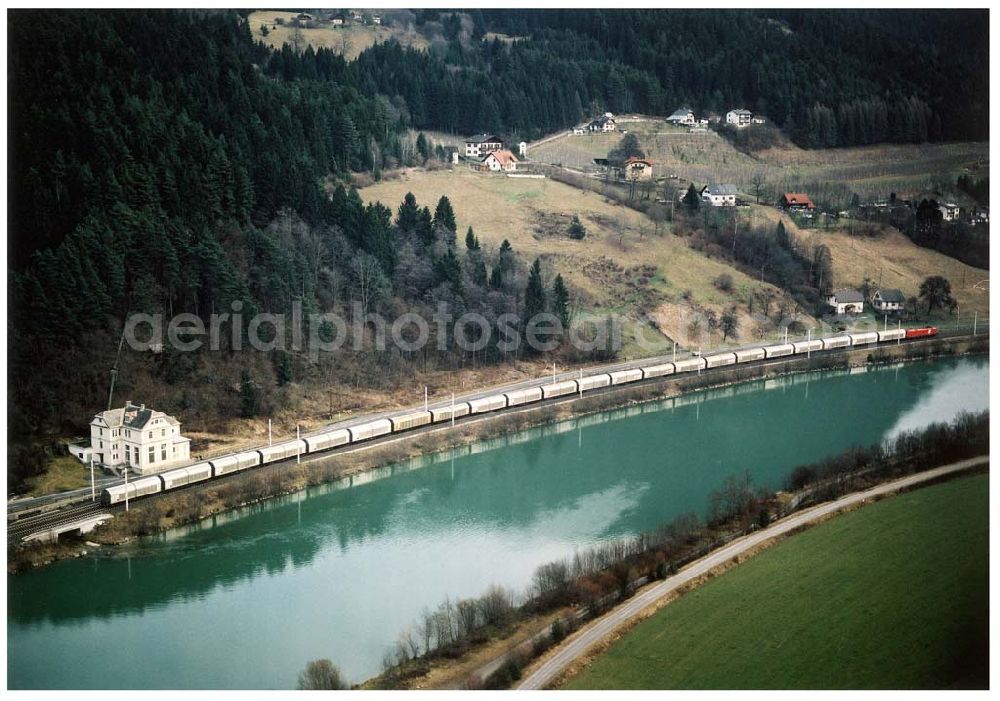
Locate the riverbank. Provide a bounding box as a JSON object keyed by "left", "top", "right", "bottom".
{"left": 369, "top": 451, "right": 988, "bottom": 690}
{"left": 556, "top": 466, "right": 989, "bottom": 690}
{"left": 360, "top": 411, "right": 988, "bottom": 689}
{"left": 8, "top": 334, "right": 987, "bottom": 574}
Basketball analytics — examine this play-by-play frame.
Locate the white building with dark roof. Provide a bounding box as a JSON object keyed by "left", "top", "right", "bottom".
{"left": 464, "top": 134, "right": 503, "bottom": 159}
{"left": 872, "top": 288, "right": 906, "bottom": 312}
{"left": 701, "top": 183, "right": 739, "bottom": 206}
{"left": 88, "top": 401, "right": 191, "bottom": 475}
{"left": 666, "top": 107, "right": 696, "bottom": 125}
{"left": 827, "top": 289, "right": 865, "bottom": 315}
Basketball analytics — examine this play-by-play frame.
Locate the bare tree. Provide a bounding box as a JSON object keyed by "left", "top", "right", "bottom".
{"left": 297, "top": 659, "right": 348, "bottom": 690}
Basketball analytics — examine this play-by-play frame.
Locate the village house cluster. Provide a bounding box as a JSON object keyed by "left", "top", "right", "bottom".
{"left": 462, "top": 133, "right": 522, "bottom": 172}
{"left": 827, "top": 287, "right": 907, "bottom": 316}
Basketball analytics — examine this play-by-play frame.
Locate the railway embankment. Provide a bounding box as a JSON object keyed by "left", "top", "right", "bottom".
{"left": 7, "top": 332, "right": 987, "bottom": 574}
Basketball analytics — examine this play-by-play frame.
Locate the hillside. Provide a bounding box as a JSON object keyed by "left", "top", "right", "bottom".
{"left": 248, "top": 10, "right": 431, "bottom": 60}
{"left": 530, "top": 123, "right": 988, "bottom": 207}
{"left": 359, "top": 168, "right": 815, "bottom": 352}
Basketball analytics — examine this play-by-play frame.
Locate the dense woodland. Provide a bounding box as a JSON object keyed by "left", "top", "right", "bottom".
{"left": 6, "top": 9, "right": 990, "bottom": 490}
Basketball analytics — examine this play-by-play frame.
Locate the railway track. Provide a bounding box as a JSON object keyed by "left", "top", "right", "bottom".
{"left": 6, "top": 328, "right": 986, "bottom": 546}
{"left": 7, "top": 501, "right": 112, "bottom": 545}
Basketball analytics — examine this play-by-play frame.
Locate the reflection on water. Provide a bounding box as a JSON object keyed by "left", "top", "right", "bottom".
{"left": 8, "top": 358, "right": 988, "bottom": 689}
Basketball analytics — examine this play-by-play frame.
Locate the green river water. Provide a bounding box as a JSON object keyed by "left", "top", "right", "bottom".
{"left": 7, "top": 357, "right": 988, "bottom": 689}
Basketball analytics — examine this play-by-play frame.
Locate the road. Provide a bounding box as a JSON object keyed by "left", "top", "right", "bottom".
{"left": 515, "top": 455, "right": 989, "bottom": 690}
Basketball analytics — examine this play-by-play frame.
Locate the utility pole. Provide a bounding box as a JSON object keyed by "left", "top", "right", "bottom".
{"left": 296, "top": 424, "right": 301, "bottom": 464}
{"left": 974, "top": 311, "right": 978, "bottom": 336}
{"left": 672, "top": 342, "right": 676, "bottom": 363}
{"left": 124, "top": 466, "right": 129, "bottom": 512}
{"left": 268, "top": 419, "right": 272, "bottom": 447}
{"left": 579, "top": 368, "right": 583, "bottom": 398}
{"left": 90, "top": 455, "right": 95, "bottom": 503}
{"left": 451, "top": 393, "right": 455, "bottom": 428}
{"left": 552, "top": 362, "right": 557, "bottom": 385}
{"left": 884, "top": 314, "right": 887, "bottom": 331}
{"left": 807, "top": 328, "right": 812, "bottom": 358}
{"left": 424, "top": 386, "right": 428, "bottom": 412}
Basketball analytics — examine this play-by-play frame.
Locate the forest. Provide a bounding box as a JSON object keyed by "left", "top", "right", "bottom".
{"left": 6, "top": 9, "right": 989, "bottom": 489}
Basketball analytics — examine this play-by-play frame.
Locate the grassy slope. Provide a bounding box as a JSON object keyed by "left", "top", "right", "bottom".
{"left": 26, "top": 456, "right": 91, "bottom": 497}
{"left": 768, "top": 209, "right": 991, "bottom": 316}
{"left": 564, "top": 472, "right": 989, "bottom": 690}
{"left": 359, "top": 168, "right": 806, "bottom": 353}
{"left": 531, "top": 123, "right": 988, "bottom": 203}
{"left": 248, "top": 11, "right": 430, "bottom": 60}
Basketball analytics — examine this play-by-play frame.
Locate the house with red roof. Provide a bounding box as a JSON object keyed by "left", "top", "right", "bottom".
{"left": 780, "top": 193, "right": 816, "bottom": 211}
{"left": 482, "top": 149, "right": 519, "bottom": 172}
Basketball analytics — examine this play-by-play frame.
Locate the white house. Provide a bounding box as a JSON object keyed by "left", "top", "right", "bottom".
{"left": 872, "top": 288, "right": 906, "bottom": 312}
{"left": 827, "top": 289, "right": 865, "bottom": 315}
{"left": 666, "top": 107, "right": 696, "bottom": 125}
{"left": 518, "top": 141, "right": 527, "bottom": 158}
{"left": 572, "top": 126, "right": 587, "bottom": 135}
{"left": 588, "top": 115, "right": 616, "bottom": 132}
{"left": 464, "top": 134, "right": 503, "bottom": 159}
{"left": 482, "top": 149, "right": 518, "bottom": 172}
{"left": 701, "top": 183, "right": 738, "bottom": 206}
{"left": 87, "top": 401, "right": 191, "bottom": 475}
{"left": 372, "top": 15, "right": 382, "bottom": 25}
{"left": 939, "top": 202, "right": 960, "bottom": 221}
{"left": 969, "top": 207, "right": 989, "bottom": 225}
{"left": 330, "top": 16, "right": 344, "bottom": 26}
{"left": 726, "top": 109, "right": 752, "bottom": 127}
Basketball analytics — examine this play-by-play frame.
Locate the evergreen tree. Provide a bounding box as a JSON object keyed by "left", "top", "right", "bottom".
{"left": 683, "top": 184, "right": 701, "bottom": 211}
{"left": 433, "top": 196, "right": 457, "bottom": 233}
{"left": 524, "top": 257, "right": 546, "bottom": 321}
{"left": 397, "top": 192, "right": 420, "bottom": 231}
{"left": 551, "top": 274, "right": 570, "bottom": 328}
{"left": 465, "top": 225, "right": 480, "bottom": 250}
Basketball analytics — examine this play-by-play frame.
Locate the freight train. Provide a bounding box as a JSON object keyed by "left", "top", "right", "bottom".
{"left": 101, "top": 327, "right": 937, "bottom": 506}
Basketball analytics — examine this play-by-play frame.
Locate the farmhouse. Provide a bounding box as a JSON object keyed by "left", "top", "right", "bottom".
{"left": 969, "top": 207, "right": 989, "bottom": 225}
{"left": 572, "top": 126, "right": 587, "bottom": 135}
{"left": 623, "top": 156, "right": 653, "bottom": 181}
{"left": 86, "top": 401, "right": 191, "bottom": 475}
{"left": 465, "top": 133, "right": 503, "bottom": 159}
{"left": 872, "top": 288, "right": 906, "bottom": 312}
{"left": 330, "top": 15, "right": 344, "bottom": 26}
{"left": 482, "top": 149, "right": 519, "bottom": 172}
{"left": 588, "top": 114, "right": 617, "bottom": 132}
{"left": 827, "top": 289, "right": 865, "bottom": 315}
{"left": 780, "top": 193, "right": 816, "bottom": 211}
{"left": 726, "top": 109, "right": 752, "bottom": 127}
{"left": 701, "top": 183, "right": 738, "bottom": 206}
{"left": 666, "top": 107, "right": 696, "bottom": 125}
{"left": 938, "top": 202, "right": 961, "bottom": 221}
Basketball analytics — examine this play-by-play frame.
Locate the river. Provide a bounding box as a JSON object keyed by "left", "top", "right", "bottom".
{"left": 7, "top": 357, "right": 989, "bottom": 689}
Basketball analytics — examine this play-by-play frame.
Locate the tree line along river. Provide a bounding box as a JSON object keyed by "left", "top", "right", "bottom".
{"left": 7, "top": 357, "right": 989, "bottom": 689}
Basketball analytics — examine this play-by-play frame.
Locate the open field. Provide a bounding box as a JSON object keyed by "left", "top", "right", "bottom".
{"left": 563, "top": 472, "right": 989, "bottom": 690}
{"left": 248, "top": 11, "right": 431, "bottom": 60}
{"left": 26, "top": 456, "right": 91, "bottom": 497}
{"left": 529, "top": 123, "right": 988, "bottom": 206}
{"left": 359, "top": 168, "right": 811, "bottom": 352}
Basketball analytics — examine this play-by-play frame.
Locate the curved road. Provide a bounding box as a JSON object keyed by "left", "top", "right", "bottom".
{"left": 516, "top": 455, "right": 989, "bottom": 690}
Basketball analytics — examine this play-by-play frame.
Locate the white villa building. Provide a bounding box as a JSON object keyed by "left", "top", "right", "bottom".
{"left": 87, "top": 401, "right": 191, "bottom": 475}
{"left": 464, "top": 133, "right": 504, "bottom": 159}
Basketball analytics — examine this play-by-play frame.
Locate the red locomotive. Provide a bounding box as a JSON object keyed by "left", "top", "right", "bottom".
{"left": 904, "top": 326, "right": 938, "bottom": 339}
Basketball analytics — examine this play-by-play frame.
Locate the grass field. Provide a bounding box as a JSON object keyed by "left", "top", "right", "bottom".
{"left": 530, "top": 123, "right": 988, "bottom": 207}
{"left": 26, "top": 456, "right": 91, "bottom": 497}
{"left": 563, "top": 472, "right": 989, "bottom": 690}
{"left": 248, "top": 11, "right": 431, "bottom": 60}
{"left": 359, "top": 168, "right": 810, "bottom": 352}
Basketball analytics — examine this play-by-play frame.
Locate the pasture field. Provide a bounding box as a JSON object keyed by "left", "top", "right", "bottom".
{"left": 529, "top": 124, "right": 988, "bottom": 206}
{"left": 359, "top": 168, "right": 808, "bottom": 352}
{"left": 248, "top": 11, "right": 430, "bottom": 60}
{"left": 563, "top": 472, "right": 989, "bottom": 690}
